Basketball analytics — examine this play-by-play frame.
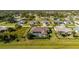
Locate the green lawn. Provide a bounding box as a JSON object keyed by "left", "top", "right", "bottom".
{"left": 1, "top": 37, "right": 79, "bottom": 48}
{"left": 0, "top": 22, "right": 16, "bottom": 27}
{"left": 65, "top": 24, "right": 75, "bottom": 28}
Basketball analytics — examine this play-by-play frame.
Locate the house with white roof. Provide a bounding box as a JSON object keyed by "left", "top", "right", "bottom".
{"left": 73, "top": 26, "right": 79, "bottom": 37}
{"left": 54, "top": 25, "right": 72, "bottom": 37}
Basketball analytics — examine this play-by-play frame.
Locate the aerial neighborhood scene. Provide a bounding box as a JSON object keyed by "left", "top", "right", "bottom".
{"left": 0, "top": 10, "right": 79, "bottom": 48}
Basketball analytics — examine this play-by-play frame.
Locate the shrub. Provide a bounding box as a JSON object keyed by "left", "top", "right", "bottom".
{"left": 8, "top": 28, "right": 16, "bottom": 32}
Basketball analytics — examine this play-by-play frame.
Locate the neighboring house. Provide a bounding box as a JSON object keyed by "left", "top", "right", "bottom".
{"left": 59, "top": 21, "right": 64, "bottom": 25}
{"left": 0, "top": 26, "right": 8, "bottom": 32}
{"left": 54, "top": 26, "right": 72, "bottom": 36}
{"left": 41, "top": 20, "right": 50, "bottom": 26}
{"left": 74, "top": 27, "right": 79, "bottom": 32}
{"left": 28, "top": 27, "right": 50, "bottom": 39}
{"left": 31, "top": 27, "right": 49, "bottom": 37}
{"left": 29, "top": 20, "right": 37, "bottom": 26}
{"left": 73, "top": 15, "right": 79, "bottom": 20}
{"left": 53, "top": 18, "right": 64, "bottom": 25}
{"left": 74, "top": 20, "right": 79, "bottom": 25}
{"left": 64, "top": 19, "right": 73, "bottom": 24}
{"left": 64, "top": 17, "right": 70, "bottom": 21}
{"left": 10, "top": 17, "right": 23, "bottom": 23}
{"left": 54, "top": 18, "right": 60, "bottom": 21}
{"left": 17, "top": 20, "right": 25, "bottom": 27}
{"left": 53, "top": 18, "right": 60, "bottom": 23}
{"left": 54, "top": 26, "right": 65, "bottom": 32}
{"left": 73, "top": 26, "right": 79, "bottom": 36}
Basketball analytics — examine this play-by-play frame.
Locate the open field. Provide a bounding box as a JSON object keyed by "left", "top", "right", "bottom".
{"left": 1, "top": 38, "right": 79, "bottom": 48}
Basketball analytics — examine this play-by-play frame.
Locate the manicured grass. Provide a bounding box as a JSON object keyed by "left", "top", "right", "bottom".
{"left": 65, "top": 24, "right": 75, "bottom": 28}
{"left": 1, "top": 38, "right": 79, "bottom": 48}
{"left": 0, "top": 22, "right": 16, "bottom": 27}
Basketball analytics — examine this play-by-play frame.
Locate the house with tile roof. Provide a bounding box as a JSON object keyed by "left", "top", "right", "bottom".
{"left": 27, "top": 27, "right": 51, "bottom": 39}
